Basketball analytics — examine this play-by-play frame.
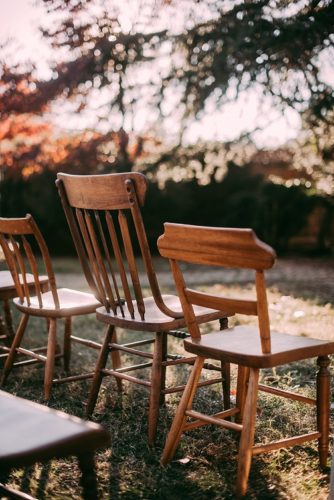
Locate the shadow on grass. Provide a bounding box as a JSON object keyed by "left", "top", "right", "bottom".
{"left": 88, "top": 384, "right": 292, "bottom": 500}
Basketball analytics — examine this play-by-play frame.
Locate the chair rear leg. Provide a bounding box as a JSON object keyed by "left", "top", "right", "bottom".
{"left": 160, "top": 331, "right": 168, "bottom": 405}
{"left": 63, "top": 317, "right": 72, "bottom": 372}
{"left": 219, "top": 318, "right": 230, "bottom": 410}
{"left": 0, "top": 315, "right": 7, "bottom": 347}
{"left": 222, "top": 362, "right": 231, "bottom": 411}
{"left": 44, "top": 318, "right": 57, "bottom": 400}
{"left": 161, "top": 356, "right": 205, "bottom": 466}
{"left": 78, "top": 453, "right": 98, "bottom": 500}
{"left": 3, "top": 299, "right": 14, "bottom": 339}
{"left": 317, "top": 355, "right": 330, "bottom": 468}
{"left": 1, "top": 313, "right": 29, "bottom": 385}
{"left": 148, "top": 331, "right": 167, "bottom": 445}
{"left": 86, "top": 325, "right": 115, "bottom": 417}
{"left": 236, "top": 367, "right": 259, "bottom": 497}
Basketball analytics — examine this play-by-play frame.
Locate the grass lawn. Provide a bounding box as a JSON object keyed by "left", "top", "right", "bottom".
{"left": 1, "top": 256, "right": 334, "bottom": 499}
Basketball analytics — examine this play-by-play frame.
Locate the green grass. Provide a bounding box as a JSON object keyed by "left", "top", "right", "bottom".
{"left": 2, "top": 261, "right": 334, "bottom": 499}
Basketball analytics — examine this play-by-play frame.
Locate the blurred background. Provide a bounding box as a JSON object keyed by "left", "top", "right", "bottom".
{"left": 1, "top": 0, "right": 333, "bottom": 255}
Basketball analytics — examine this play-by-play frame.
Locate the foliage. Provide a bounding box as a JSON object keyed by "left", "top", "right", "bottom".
{"left": 2, "top": 1, "right": 334, "bottom": 143}
{"left": 19, "top": 1, "right": 334, "bottom": 142}
{"left": 1, "top": 161, "right": 331, "bottom": 255}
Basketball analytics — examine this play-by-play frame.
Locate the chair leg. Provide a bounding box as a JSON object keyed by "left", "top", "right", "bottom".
{"left": 222, "top": 362, "right": 231, "bottom": 411}
{"left": 110, "top": 328, "right": 122, "bottom": 394}
{"left": 63, "top": 317, "right": 72, "bottom": 372}
{"left": 78, "top": 452, "right": 98, "bottom": 500}
{"left": 0, "top": 316, "right": 7, "bottom": 344}
{"left": 3, "top": 299, "right": 14, "bottom": 339}
{"left": 235, "top": 366, "right": 250, "bottom": 424}
{"left": 236, "top": 367, "right": 259, "bottom": 498}
{"left": 219, "top": 318, "right": 230, "bottom": 410}
{"left": 44, "top": 318, "right": 57, "bottom": 400}
{"left": 1, "top": 313, "right": 29, "bottom": 386}
{"left": 161, "top": 356, "right": 205, "bottom": 466}
{"left": 148, "top": 331, "right": 167, "bottom": 445}
{"left": 317, "top": 355, "right": 330, "bottom": 468}
{"left": 160, "top": 331, "right": 168, "bottom": 405}
{"left": 86, "top": 325, "right": 115, "bottom": 417}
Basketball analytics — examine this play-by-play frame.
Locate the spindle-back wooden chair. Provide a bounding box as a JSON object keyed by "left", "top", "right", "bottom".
{"left": 0, "top": 215, "right": 101, "bottom": 399}
{"left": 0, "top": 389, "right": 110, "bottom": 500}
{"left": 158, "top": 223, "right": 334, "bottom": 497}
{"left": 0, "top": 270, "right": 49, "bottom": 363}
{"left": 56, "top": 172, "right": 230, "bottom": 444}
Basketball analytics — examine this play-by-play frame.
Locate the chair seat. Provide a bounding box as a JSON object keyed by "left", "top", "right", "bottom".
{"left": 184, "top": 326, "right": 334, "bottom": 368}
{"left": 0, "top": 390, "right": 110, "bottom": 469}
{"left": 96, "top": 294, "right": 226, "bottom": 332}
{"left": 14, "top": 288, "right": 101, "bottom": 317}
{"left": 0, "top": 271, "right": 49, "bottom": 299}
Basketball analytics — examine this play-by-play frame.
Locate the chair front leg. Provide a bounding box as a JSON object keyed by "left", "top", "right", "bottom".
{"left": 235, "top": 366, "right": 250, "bottom": 424}
{"left": 236, "top": 367, "right": 259, "bottom": 497}
{"left": 148, "top": 331, "right": 167, "bottom": 445}
{"left": 161, "top": 356, "right": 205, "bottom": 466}
{"left": 44, "top": 318, "right": 57, "bottom": 400}
{"left": 317, "top": 355, "right": 330, "bottom": 468}
{"left": 1, "top": 313, "right": 29, "bottom": 386}
{"left": 86, "top": 324, "right": 115, "bottom": 417}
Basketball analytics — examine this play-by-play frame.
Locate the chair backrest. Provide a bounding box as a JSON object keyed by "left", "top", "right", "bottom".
{"left": 0, "top": 215, "right": 58, "bottom": 308}
{"left": 56, "top": 172, "right": 181, "bottom": 320}
{"left": 157, "top": 223, "right": 276, "bottom": 354}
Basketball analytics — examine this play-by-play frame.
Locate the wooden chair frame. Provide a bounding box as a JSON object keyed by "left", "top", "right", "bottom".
{"left": 56, "top": 172, "right": 230, "bottom": 444}
{"left": 158, "top": 222, "right": 334, "bottom": 496}
{"left": 0, "top": 215, "right": 101, "bottom": 399}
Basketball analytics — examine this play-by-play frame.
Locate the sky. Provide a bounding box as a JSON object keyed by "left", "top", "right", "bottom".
{"left": 1, "top": 0, "right": 333, "bottom": 148}
{"left": 1, "top": 0, "right": 52, "bottom": 74}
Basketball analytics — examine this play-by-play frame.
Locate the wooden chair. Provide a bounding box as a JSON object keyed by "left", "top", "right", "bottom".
{"left": 158, "top": 223, "right": 334, "bottom": 497}
{"left": 0, "top": 389, "right": 110, "bottom": 500}
{"left": 0, "top": 270, "right": 49, "bottom": 363}
{"left": 0, "top": 215, "right": 101, "bottom": 399}
{"left": 56, "top": 172, "right": 230, "bottom": 444}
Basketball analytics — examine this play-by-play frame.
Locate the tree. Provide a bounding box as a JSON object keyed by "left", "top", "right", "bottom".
{"left": 1, "top": 0, "right": 333, "bottom": 253}
{"left": 3, "top": 1, "right": 333, "bottom": 142}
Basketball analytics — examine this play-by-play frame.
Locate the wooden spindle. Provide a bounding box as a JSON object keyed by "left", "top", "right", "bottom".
{"left": 118, "top": 210, "right": 145, "bottom": 320}
{"left": 22, "top": 236, "right": 43, "bottom": 308}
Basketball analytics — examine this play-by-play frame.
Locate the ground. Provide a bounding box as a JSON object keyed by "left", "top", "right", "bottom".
{"left": 1, "top": 255, "right": 334, "bottom": 499}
